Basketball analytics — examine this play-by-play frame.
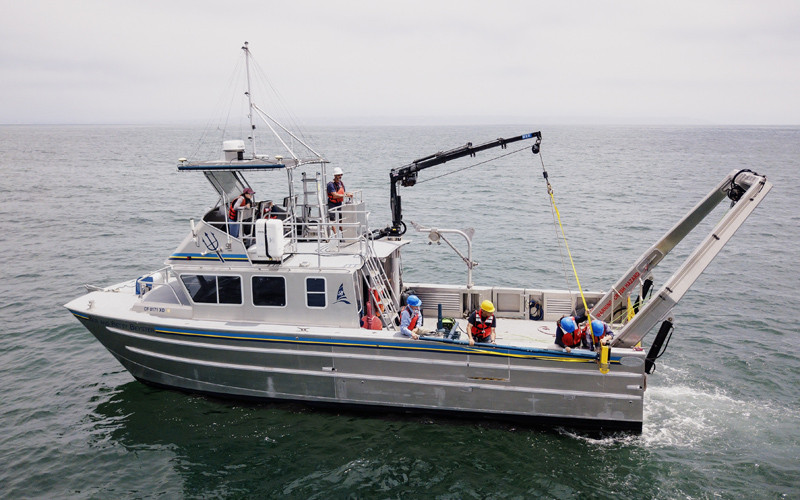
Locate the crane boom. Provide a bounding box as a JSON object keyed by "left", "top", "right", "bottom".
{"left": 374, "top": 132, "right": 542, "bottom": 238}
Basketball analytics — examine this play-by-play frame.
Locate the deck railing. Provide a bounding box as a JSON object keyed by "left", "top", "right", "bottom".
{"left": 222, "top": 195, "right": 373, "bottom": 259}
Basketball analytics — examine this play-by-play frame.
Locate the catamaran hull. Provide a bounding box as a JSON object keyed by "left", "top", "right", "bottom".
{"left": 71, "top": 311, "right": 646, "bottom": 433}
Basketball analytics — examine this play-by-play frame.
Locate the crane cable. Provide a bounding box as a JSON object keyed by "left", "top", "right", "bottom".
{"left": 536, "top": 152, "right": 596, "bottom": 338}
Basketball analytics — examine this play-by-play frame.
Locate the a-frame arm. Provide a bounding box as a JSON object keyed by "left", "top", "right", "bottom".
{"left": 591, "top": 169, "right": 772, "bottom": 348}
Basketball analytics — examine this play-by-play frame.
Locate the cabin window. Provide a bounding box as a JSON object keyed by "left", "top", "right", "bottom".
{"left": 217, "top": 276, "right": 242, "bottom": 304}
{"left": 252, "top": 276, "right": 286, "bottom": 307}
{"left": 180, "top": 275, "right": 242, "bottom": 304}
{"left": 306, "top": 277, "right": 326, "bottom": 308}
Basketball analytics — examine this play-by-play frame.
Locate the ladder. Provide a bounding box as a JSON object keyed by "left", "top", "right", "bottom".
{"left": 301, "top": 172, "right": 327, "bottom": 237}
{"left": 362, "top": 241, "right": 400, "bottom": 331}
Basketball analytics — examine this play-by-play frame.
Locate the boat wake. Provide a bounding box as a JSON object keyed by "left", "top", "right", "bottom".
{"left": 642, "top": 382, "right": 741, "bottom": 448}
{"left": 560, "top": 363, "right": 799, "bottom": 450}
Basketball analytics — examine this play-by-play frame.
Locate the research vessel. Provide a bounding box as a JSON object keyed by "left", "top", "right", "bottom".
{"left": 65, "top": 43, "right": 772, "bottom": 432}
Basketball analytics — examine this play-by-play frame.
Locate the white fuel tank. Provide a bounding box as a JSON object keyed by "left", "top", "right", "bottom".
{"left": 255, "top": 218, "right": 284, "bottom": 260}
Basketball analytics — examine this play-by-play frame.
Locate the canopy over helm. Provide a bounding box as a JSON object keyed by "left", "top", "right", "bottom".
{"left": 560, "top": 317, "right": 577, "bottom": 333}
{"left": 480, "top": 300, "right": 495, "bottom": 313}
{"left": 406, "top": 294, "right": 421, "bottom": 307}
{"left": 591, "top": 320, "right": 605, "bottom": 337}
{"left": 332, "top": 167, "right": 344, "bottom": 176}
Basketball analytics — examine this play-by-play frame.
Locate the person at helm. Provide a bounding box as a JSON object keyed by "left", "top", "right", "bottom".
{"left": 555, "top": 314, "right": 588, "bottom": 352}
{"left": 467, "top": 300, "right": 497, "bottom": 346}
{"left": 326, "top": 166, "right": 353, "bottom": 234}
{"left": 399, "top": 294, "right": 424, "bottom": 340}
{"left": 228, "top": 187, "right": 254, "bottom": 239}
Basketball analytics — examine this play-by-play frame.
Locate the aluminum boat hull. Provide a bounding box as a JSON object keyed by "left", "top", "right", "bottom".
{"left": 69, "top": 305, "right": 646, "bottom": 433}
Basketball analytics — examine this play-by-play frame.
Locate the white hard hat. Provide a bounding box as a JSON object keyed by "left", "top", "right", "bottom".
{"left": 332, "top": 167, "right": 344, "bottom": 176}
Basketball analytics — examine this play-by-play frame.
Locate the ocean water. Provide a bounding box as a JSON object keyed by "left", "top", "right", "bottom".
{"left": 1, "top": 124, "right": 799, "bottom": 499}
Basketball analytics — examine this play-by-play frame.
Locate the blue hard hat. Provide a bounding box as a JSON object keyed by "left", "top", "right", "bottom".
{"left": 560, "top": 317, "right": 576, "bottom": 333}
{"left": 407, "top": 294, "right": 421, "bottom": 307}
{"left": 591, "top": 320, "right": 605, "bottom": 337}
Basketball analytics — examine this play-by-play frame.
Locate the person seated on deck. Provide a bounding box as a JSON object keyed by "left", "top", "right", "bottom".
{"left": 261, "top": 200, "right": 287, "bottom": 220}
{"left": 228, "top": 187, "right": 254, "bottom": 238}
{"left": 587, "top": 319, "right": 615, "bottom": 351}
{"left": 467, "top": 300, "right": 497, "bottom": 346}
{"left": 399, "top": 295, "right": 426, "bottom": 340}
{"left": 555, "top": 314, "right": 588, "bottom": 353}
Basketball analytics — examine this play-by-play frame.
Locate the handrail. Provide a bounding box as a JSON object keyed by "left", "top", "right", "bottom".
{"left": 138, "top": 267, "right": 186, "bottom": 305}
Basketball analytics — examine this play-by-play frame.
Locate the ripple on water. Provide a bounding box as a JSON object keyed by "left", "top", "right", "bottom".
{"left": 1, "top": 124, "right": 799, "bottom": 498}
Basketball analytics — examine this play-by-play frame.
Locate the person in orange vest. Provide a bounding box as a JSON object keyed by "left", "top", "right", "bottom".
{"left": 587, "top": 319, "right": 615, "bottom": 351}
{"left": 228, "top": 187, "right": 254, "bottom": 238}
{"left": 555, "top": 314, "right": 588, "bottom": 352}
{"left": 399, "top": 294, "right": 424, "bottom": 340}
{"left": 326, "top": 167, "right": 352, "bottom": 235}
{"left": 467, "top": 300, "right": 497, "bottom": 346}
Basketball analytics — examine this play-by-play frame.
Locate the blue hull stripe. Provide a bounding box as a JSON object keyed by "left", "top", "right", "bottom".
{"left": 150, "top": 326, "right": 611, "bottom": 364}
{"left": 69, "top": 310, "right": 618, "bottom": 364}
{"left": 70, "top": 311, "right": 90, "bottom": 320}
{"left": 169, "top": 252, "right": 249, "bottom": 261}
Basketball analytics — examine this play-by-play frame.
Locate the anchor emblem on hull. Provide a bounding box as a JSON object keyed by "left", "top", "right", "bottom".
{"left": 201, "top": 232, "right": 225, "bottom": 262}
{"left": 202, "top": 232, "right": 220, "bottom": 252}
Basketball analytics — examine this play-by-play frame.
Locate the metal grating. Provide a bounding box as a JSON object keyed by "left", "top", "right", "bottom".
{"left": 544, "top": 296, "right": 574, "bottom": 317}
{"left": 416, "top": 290, "right": 463, "bottom": 312}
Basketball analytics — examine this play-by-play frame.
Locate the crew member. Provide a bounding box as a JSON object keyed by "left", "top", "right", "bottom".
{"left": 399, "top": 294, "right": 424, "bottom": 340}
{"left": 327, "top": 167, "right": 352, "bottom": 234}
{"left": 555, "top": 314, "right": 588, "bottom": 352}
{"left": 587, "top": 319, "right": 614, "bottom": 350}
{"left": 261, "top": 200, "right": 287, "bottom": 220}
{"left": 228, "top": 187, "right": 254, "bottom": 238}
{"left": 467, "top": 300, "right": 497, "bottom": 346}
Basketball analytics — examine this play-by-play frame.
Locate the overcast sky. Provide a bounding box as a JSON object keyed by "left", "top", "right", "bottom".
{"left": 2, "top": 0, "right": 798, "bottom": 125}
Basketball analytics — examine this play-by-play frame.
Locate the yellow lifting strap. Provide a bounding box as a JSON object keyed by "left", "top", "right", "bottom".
{"left": 546, "top": 186, "right": 594, "bottom": 331}
{"left": 543, "top": 164, "right": 610, "bottom": 373}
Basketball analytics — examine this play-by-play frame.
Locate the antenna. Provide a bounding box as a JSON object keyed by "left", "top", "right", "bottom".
{"left": 242, "top": 41, "right": 257, "bottom": 158}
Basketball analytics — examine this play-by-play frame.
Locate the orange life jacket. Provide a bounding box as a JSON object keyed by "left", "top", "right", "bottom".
{"left": 402, "top": 306, "right": 419, "bottom": 330}
{"left": 228, "top": 195, "right": 246, "bottom": 220}
{"left": 371, "top": 288, "right": 384, "bottom": 312}
{"left": 328, "top": 181, "right": 345, "bottom": 204}
{"left": 471, "top": 310, "right": 495, "bottom": 340}
{"left": 562, "top": 323, "right": 587, "bottom": 347}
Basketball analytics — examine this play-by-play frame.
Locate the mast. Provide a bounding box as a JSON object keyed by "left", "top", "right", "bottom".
{"left": 242, "top": 41, "right": 257, "bottom": 158}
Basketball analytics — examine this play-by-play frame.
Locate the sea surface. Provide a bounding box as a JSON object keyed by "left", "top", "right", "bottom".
{"left": 1, "top": 124, "right": 799, "bottom": 499}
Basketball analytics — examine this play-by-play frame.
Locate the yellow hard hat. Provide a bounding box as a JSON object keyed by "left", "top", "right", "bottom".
{"left": 480, "top": 300, "right": 495, "bottom": 313}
